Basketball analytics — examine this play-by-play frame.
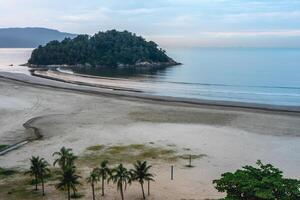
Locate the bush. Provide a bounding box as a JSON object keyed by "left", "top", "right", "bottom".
{"left": 213, "top": 160, "right": 300, "bottom": 200}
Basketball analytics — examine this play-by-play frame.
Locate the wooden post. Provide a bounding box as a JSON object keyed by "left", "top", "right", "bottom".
{"left": 189, "top": 155, "right": 192, "bottom": 167}
{"left": 171, "top": 165, "right": 174, "bottom": 180}
{"left": 147, "top": 180, "right": 150, "bottom": 196}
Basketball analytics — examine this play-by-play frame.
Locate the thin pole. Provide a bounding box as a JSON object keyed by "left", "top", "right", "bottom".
{"left": 171, "top": 165, "right": 174, "bottom": 180}
{"left": 189, "top": 155, "right": 192, "bottom": 167}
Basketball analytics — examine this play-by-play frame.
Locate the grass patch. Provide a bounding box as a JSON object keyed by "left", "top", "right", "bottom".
{"left": 80, "top": 144, "right": 207, "bottom": 167}
{"left": 44, "top": 168, "right": 61, "bottom": 182}
{"left": 79, "top": 144, "right": 178, "bottom": 166}
{"left": 0, "top": 144, "right": 9, "bottom": 151}
{"left": 0, "top": 168, "right": 83, "bottom": 200}
{"left": 86, "top": 145, "right": 105, "bottom": 151}
{"left": 0, "top": 177, "right": 42, "bottom": 200}
{"left": 71, "top": 192, "right": 85, "bottom": 199}
{"left": 0, "top": 167, "right": 18, "bottom": 177}
{"left": 179, "top": 154, "right": 207, "bottom": 160}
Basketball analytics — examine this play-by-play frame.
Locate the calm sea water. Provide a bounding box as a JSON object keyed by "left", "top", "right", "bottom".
{"left": 0, "top": 48, "right": 32, "bottom": 75}
{"left": 1, "top": 48, "right": 300, "bottom": 106}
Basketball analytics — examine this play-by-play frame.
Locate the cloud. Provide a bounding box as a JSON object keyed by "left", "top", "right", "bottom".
{"left": 59, "top": 6, "right": 157, "bottom": 24}
{"left": 59, "top": 7, "right": 110, "bottom": 23}
{"left": 154, "top": 14, "right": 199, "bottom": 28}
{"left": 113, "top": 8, "right": 156, "bottom": 15}
{"left": 147, "top": 30, "right": 300, "bottom": 47}
{"left": 222, "top": 11, "right": 300, "bottom": 23}
{"left": 1, "top": 0, "right": 300, "bottom": 47}
{"left": 198, "top": 30, "right": 300, "bottom": 37}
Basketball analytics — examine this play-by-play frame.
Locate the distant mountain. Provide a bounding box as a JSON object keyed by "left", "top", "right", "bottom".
{"left": 0, "top": 27, "right": 77, "bottom": 48}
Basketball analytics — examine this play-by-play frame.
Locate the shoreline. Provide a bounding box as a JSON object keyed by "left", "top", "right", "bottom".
{"left": 1, "top": 70, "right": 300, "bottom": 199}
{"left": 1, "top": 70, "right": 300, "bottom": 114}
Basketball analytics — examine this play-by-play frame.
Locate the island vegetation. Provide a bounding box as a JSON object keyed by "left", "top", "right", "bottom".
{"left": 28, "top": 30, "right": 178, "bottom": 69}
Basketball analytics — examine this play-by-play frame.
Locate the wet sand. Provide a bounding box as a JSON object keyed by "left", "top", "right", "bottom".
{"left": 0, "top": 73, "right": 300, "bottom": 199}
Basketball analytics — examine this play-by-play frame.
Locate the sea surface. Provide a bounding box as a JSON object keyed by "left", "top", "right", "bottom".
{"left": 1, "top": 48, "right": 300, "bottom": 106}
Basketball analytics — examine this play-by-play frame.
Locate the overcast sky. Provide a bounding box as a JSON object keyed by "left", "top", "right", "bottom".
{"left": 1, "top": 0, "right": 300, "bottom": 47}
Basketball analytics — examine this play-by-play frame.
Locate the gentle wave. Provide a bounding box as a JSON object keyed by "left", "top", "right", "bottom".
{"left": 143, "top": 79, "right": 300, "bottom": 91}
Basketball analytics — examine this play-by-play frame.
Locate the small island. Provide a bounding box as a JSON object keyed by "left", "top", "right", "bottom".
{"left": 28, "top": 30, "right": 179, "bottom": 70}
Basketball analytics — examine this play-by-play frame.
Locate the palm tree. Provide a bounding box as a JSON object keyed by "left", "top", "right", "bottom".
{"left": 53, "top": 147, "right": 75, "bottom": 169}
{"left": 131, "top": 161, "right": 154, "bottom": 199}
{"left": 56, "top": 165, "right": 81, "bottom": 200}
{"left": 86, "top": 169, "right": 99, "bottom": 200}
{"left": 37, "top": 158, "right": 50, "bottom": 196}
{"left": 95, "top": 160, "right": 110, "bottom": 196}
{"left": 109, "top": 164, "right": 132, "bottom": 200}
{"left": 25, "top": 156, "right": 40, "bottom": 191}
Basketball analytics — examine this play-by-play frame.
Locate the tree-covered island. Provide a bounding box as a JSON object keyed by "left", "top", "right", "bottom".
{"left": 28, "top": 30, "right": 179, "bottom": 69}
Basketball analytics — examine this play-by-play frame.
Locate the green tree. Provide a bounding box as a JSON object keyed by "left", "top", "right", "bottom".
{"left": 28, "top": 30, "right": 176, "bottom": 67}
{"left": 213, "top": 160, "right": 300, "bottom": 200}
{"left": 56, "top": 165, "right": 81, "bottom": 200}
{"left": 131, "top": 161, "right": 154, "bottom": 199}
{"left": 95, "top": 160, "right": 111, "bottom": 196}
{"left": 25, "top": 156, "right": 40, "bottom": 191}
{"left": 109, "top": 164, "right": 132, "bottom": 200}
{"left": 37, "top": 158, "right": 50, "bottom": 196}
{"left": 86, "top": 169, "right": 99, "bottom": 200}
{"left": 53, "top": 147, "right": 75, "bottom": 169}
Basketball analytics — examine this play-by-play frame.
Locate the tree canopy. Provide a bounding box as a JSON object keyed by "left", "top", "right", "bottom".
{"left": 28, "top": 30, "right": 175, "bottom": 67}
{"left": 213, "top": 160, "right": 300, "bottom": 200}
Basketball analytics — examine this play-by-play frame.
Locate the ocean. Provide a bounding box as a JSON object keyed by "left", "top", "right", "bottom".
{"left": 1, "top": 48, "right": 300, "bottom": 106}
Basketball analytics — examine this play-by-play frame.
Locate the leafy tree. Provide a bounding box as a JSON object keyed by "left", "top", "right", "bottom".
{"left": 131, "top": 161, "right": 154, "bottom": 199}
{"left": 56, "top": 165, "right": 81, "bottom": 200}
{"left": 95, "top": 160, "right": 111, "bottom": 196}
{"left": 86, "top": 169, "right": 99, "bottom": 200}
{"left": 53, "top": 147, "right": 76, "bottom": 169}
{"left": 25, "top": 156, "right": 41, "bottom": 191}
{"left": 28, "top": 30, "right": 176, "bottom": 67}
{"left": 37, "top": 158, "right": 50, "bottom": 196}
{"left": 109, "top": 164, "right": 132, "bottom": 200}
{"left": 26, "top": 156, "right": 50, "bottom": 196}
{"left": 213, "top": 160, "right": 300, "bottom": 200}
{"left": 53, "top": 147, "right": 80, "bottom": 198}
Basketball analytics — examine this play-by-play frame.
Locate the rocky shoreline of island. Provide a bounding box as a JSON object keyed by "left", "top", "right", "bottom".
{"left": 26, "top": 59, "right": 181, "bottom": 71}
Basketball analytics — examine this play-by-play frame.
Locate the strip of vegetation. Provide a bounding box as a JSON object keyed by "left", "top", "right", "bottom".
{"left": 0, "top": 167, "right": 18, "bottom": 177}
{"left": 0, "top": 144, "right": 9, "bottom": 151}
{"left": 79, "top": 144, "right": 180, "bottom": 167}
{"left": 0, "top": 178, "right": 41, "bottom": 200}
{"left": 2, "top": 146, "right": 299, "bottom": 200}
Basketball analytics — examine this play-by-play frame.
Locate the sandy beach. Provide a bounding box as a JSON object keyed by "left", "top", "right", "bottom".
{"left": 1, "top": 72, "right": 300, "bottom": 200}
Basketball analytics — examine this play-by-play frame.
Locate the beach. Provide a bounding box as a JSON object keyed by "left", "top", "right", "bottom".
{"left": 1, "top": 72, "right": 300, "bottom": 199}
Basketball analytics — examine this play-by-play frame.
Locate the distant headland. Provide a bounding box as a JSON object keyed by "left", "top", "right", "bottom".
{"left": 0, "top": 27, "right": 76, "bottom": 48}
{"left": 28, "top": 30, "right": 180, "bottom": 70}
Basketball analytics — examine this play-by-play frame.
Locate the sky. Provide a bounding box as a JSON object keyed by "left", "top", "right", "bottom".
{"left": 1, "top": 0, "right": 300, "bottom": 47}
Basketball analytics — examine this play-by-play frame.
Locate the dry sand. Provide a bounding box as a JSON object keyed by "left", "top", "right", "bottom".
{"left": 0, "top": 74, "right": 300, "bottom": 200}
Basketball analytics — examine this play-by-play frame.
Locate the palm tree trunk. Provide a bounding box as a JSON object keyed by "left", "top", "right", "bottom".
{"left": 141, "top": 182, "right": 145, "bottom": 199}
{"left": 92, "top": 183, "right": 95, "bottom": 200}
{"left": 41, "top": 177, "right": 45, "bottom": 196}
{"left": 120, "top": 184, "right": 124, "bottom": 200}
{"left": 102, "top": 175, "right": 104, "bottom": 196}
{"left": 68, "top": 186, "right": 70, "bottom": 200}
{"left": 147, "top": 180, "right": 150, "bottom": 196}
{"left": 35, "top": 174, "right": 38, "bottom": 190}
{"left": 73, "top": 189, "right": 76, "bottom": 197}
